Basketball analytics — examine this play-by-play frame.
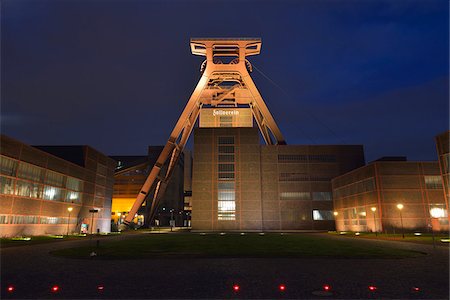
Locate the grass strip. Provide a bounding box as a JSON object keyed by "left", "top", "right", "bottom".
{"left": 50, "top": 233, "right": 425, "bottom": 260}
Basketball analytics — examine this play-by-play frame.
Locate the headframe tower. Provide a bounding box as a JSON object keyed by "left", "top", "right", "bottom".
{"left": 123, "top": 38, "right": 286, "bottom": 227}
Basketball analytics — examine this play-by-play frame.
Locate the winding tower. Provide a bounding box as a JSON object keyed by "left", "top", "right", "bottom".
{"left": 123, "top": 38, "right": 285, "bottom": 227}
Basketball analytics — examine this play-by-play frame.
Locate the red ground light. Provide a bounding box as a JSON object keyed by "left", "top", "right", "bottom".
{"left": 51, "top": 285, "right": 60, "bottom": 293}
{"left": 233, "top": 285, "right": 240, "bottom": 292}
{"left": 323, "top": 284, "right": 331, "bottom": 291}
{"left": 412, "top": 287, "right": 420, "bottom": 292}
{"left": 368, "top": 285, "right": 377, "bottom": 291}
{"left": 7, "top": 286, "right": 14, "bottom": 293}
{"left": 97, "top": 285, "right": 105, "bottom": 291}
{"left": 279, "top": 284, "right": 286, "bottom": 291}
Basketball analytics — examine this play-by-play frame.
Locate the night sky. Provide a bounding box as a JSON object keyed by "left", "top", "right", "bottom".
{"left": 2, "top": 0, "right": 448, "bottom": 162}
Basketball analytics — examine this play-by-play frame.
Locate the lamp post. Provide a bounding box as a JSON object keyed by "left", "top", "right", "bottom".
{"left": 170, "top": 209, "right": 174, "bottom": 232}
{"left": 371, "top": 207, "right": 377, "bottom": 236}
{"left": 67, "top": 207, "right": 73, "bottom": 236}
{"left": 429, "top": 208, "right": 443, "bottom": 249}
{"left": 333, "top": 211, "right": 339, "bottom": 231}
{"left": 397, "top": 203, "right": 404, "bottom": 238}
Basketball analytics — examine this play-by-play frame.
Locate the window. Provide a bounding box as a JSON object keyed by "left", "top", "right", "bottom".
{"left": 66, "top": 191, "right": 82, "bottom": 203}
{"left": 280, "top": 192, "right": 310, "bottom": 200}
{"left": 424, "top": 176, "right": 443, "bottom": 189}
{"left": 218, "top": 201, "right": 236, "bottom": 220}
{"left": 218, "top": 191, "right": 235, "bottom": 201}
{"left": 0, "top": 176, "right": 15, "bottom": 195}
{"left": 15, "top": 180, "right": 42, "bottom": 198}
{"left": 45, "top": 171, "right": 65, "bottom": 187}
{"left": 218, "top": 137, "right": 234, "bottom": 144}
{"left": 218, "top": 182, "right": 235, "bottom": 190}
{"left": 218, "top": 136, "right": 235, "bottom": 221}
{"left": 17, "top": 162, "right": 42, "bottom": 182}
{"left": 312, "top": 210, "right": 334, "bottom": 220}
{"left": 218, "top": 155, "right": 234, "bottom": 162}
{"left": 312, "top": 192, "right": 332, "bottom": 201}
{"left": 278, "top": 154, "right": 307, "bottom": 162}
{"left": 218, "top": 146, "right": 234, "bottom": 153}
{"left": 279, "top": 173, "right": 331, "bottom": 182}
{"left": 218, "top": 164, "right": 234, "bottom": 172}
{"left": 219, "top": 116, "right": 233, "bottom": 127}
{"left": 429, "top": 204, "right": 448, "bottom": 219}
{"left": 1, "top": 156, "right": 18, "bottom": 176}
{"left": 43, "top": 186, "right": 65, "bottom": 201}
{"left": 66, "top": 177, "right": 83, "bottom": 192}
{"left": 0, "top": 215, "right": 8, "bottom": 224}
{"left": 278, "top": 154, "right": 336, "bottom": 163}
{"left": 10, "top": 215, "right": 39, "bottom": 224}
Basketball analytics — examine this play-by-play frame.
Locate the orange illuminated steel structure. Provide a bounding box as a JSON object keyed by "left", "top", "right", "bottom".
{"left": 123, "top": 38, "right": 286, "bottom": 227}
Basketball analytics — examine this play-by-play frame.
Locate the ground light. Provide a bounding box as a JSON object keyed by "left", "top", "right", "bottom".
{"left": 323, "top": 284, "right": 331, "bottom": 291}
{"left": 51, "top": 285, "right": 60, "bottom": 293}
{"left": 97, "top": 285, "right": 105, "bottom": 292}
{"left": 279, "top": 284, "right": 286, "bottom": 291}
{"left": 368, "top": 285, "right": 377, "bottom": 291}
{"left": 7, "top": 285, "right": 15, "bottom": 293}
{"left": 233, "top": 284, "right": 240, "bottom": 292}
{"left": 412, "top": 287, "right": 421, "bottom": 292}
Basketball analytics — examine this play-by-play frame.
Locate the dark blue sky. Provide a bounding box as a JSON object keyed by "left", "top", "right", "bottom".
{"left": 2, "top": 0, "right": 449, "bottom": 162}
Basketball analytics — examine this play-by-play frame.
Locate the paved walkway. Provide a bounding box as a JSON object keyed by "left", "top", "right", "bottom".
{"left": 1, "top": 232, "right": 448, "bottom": 299}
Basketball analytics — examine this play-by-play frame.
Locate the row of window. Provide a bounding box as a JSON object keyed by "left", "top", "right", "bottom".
{"left": 334, "top": 178, "right": 376, "bottom": 198}
{"left": 335, "top": 176, "right": 443, "bottom": 198}
{"left": 1, "top": 156, "right": 84, "bottom": 191}
{"left": 279, "top": 192, "right": 333, "bottom": 201}
{"left": 218, "top": 137, "right": 236, "bottom": 221}
{"left": 279, "top": 173, "right": 331, "bottom": 182}
{"left": 424, "top": 175, "right": 443, "bottom": 189}
{"left": 1, "top": 176, "right": 82, "bottom": 203}
{"left": 0, "top": 215, "right": 77, "bottom": 224}
{"left": 278, "top": 154, "right": 337, "bottom": 163}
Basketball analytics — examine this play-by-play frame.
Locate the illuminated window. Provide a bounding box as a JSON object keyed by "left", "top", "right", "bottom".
{"left": 15, "top": 180, "right": 42, "bottom": 198}
{"left": 429, "top": 204, "right": 448, "bottom": 219}
{"left": 280, "top": 192, "right": 310, "bottom": 200}
{"left": 312, "top": 210, "right": 334, "bottom": 220}
{"left": 43, "top": 186, "right": 65, "bottom": 201}
{"left": 17, "top": 162, "right": 42, "bottom": 182}
{"left": 0, "top": 176, "right": 15, "bottom": 195}
{"left": 66, "top": 191, "right": 82, "bottom": 203}
{"left": 424, "top": 176, "right": 443, "bottom": 189}
{"left": 312, "top": 192, "right": 332, "bottom": 201}
{"left": 45, "top": 171, "right": 64, "bottom": 187}
{"left": 218, "top": 136, "right": 235, "bottom": 221}
{"left": 0, "top": 156, "right": 18, "bottom": 176}
{"left": 66, "top": 177, "right": 83, "bottom": 192}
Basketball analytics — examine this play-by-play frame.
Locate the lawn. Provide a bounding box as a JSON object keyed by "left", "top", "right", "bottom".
{"left": 330, "top": 231, "right": 450, "bottom": 245}
{"left": 0, "top": 233, "right": 119, "bottom": 248}
{"left": 50, "top": 233, "right": 426, "bottom": 259}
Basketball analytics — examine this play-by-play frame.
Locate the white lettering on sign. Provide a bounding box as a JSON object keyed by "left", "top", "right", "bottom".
{"left": 213, "top": 110, "right": 240, "bottom": 117}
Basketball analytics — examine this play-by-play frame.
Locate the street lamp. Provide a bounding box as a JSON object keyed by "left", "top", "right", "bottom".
{"left": 170, "top": 209, "right": 174, "bottom": 232}
{"left": 371, "top": 207, "right": 377, "bottom": 236}
{"left": 67, "top": 207, "right": 73, "bottom": 236}
{"left": 333, "top": 211, "right": 338, "bottom": 216}
{"left": 429, "top": 207, "right": 443, "bottom": 249}
{"left": 397, "top": 203, "right": 404, "bottom": 238}
{"left": 117, "top": 212, "right": 121, "bottom": 225}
